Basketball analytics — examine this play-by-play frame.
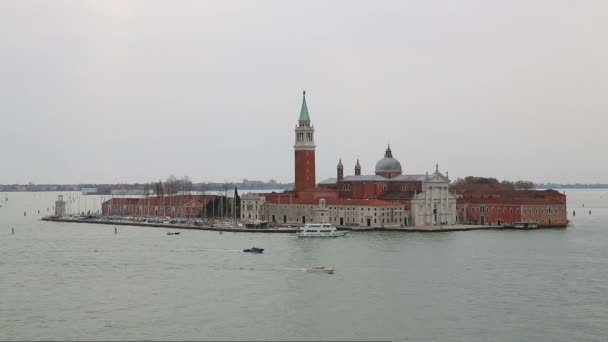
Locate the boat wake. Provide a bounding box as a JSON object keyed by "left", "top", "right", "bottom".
{"left": 194, "top": 248, "right": 244, "bottom": 253}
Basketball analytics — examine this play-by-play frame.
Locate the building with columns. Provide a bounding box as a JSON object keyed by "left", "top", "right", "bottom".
{"left": 241, "top": 91, "right": 457, "bottom": 227}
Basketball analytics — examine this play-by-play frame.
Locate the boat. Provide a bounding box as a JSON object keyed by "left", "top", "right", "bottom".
{"left": 306, "top": 265, "right": 334, "bottom": 274}
{"left": 166, "top": 232, "right": 181, "bottom": 235}
{"left": 297, "top": 223, "right": 348, "bottom": 237}
{"left": 514, "top": 221, "right": 538, "bottom": 229}
{"left": 243, "top": 247, "right": 264, "bottom": 254}
{"left": 245, "top": 221, "right": 269, "bottom": 229}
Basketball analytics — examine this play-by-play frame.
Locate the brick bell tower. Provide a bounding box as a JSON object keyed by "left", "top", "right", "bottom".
{"left": 294, "top": 90, "right": 316, "bottom": 193}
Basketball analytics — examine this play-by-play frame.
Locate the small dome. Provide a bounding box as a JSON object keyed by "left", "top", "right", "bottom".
{"left": 375, "top": 145, "right": 402, "bottom": 174}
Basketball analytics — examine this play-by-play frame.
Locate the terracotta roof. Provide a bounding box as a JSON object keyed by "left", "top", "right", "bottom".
{"left": 102, "top": 195, "right": 218, "bottom": 207}
{"left": 264, "top": 196, "right": 401, "bottom": 206}
{"left": 458, "top": 196, "right": 566, "bottom": 205}
{"left": 450, "top": 183, "right": 511, "bottom": 193}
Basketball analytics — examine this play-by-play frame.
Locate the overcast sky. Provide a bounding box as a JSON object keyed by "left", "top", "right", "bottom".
{"left": 1, "top": 0, "right": 606, "bottom": 184}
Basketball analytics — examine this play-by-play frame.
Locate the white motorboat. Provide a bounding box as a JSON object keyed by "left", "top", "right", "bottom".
{"left": 306, "top": 265, "right": 334, "bottom": 274}
{"left": 297, "top": 223, "right": 348, "bottom": 237}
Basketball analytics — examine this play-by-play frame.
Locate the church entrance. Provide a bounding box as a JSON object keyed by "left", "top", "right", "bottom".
{"left": 480, "top": 216, "right": 485, "bottom": 225}
{"left": 283, "top": 215, "right": 287, "bottom": 223}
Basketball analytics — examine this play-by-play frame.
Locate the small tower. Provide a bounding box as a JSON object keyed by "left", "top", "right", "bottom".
{"left": 55, "top": 195, "right": 66, "bottom": 217}
{"left": 355, "top": 158, "right": 361, "bottom": 176}
{"left": 294, "top": 91, "right": 316, "bottom": 193}
{"left": 337, "top": 158, "right": 344, "bottom": 181}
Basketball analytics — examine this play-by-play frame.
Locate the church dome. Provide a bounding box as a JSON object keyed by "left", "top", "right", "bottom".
{"left": 375, "top": 145, "right": 402, "bottom": 175}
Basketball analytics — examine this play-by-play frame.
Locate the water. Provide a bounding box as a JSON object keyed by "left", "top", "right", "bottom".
{"left": 1, "top": 190, "right": 607, "bottom": 341}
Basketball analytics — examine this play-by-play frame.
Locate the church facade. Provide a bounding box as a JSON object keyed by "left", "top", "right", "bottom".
{"left": 241, "top": 92, "right": 457, "bottom": 228}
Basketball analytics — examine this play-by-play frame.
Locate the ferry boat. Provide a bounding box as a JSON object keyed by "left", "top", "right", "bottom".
{"left": 297, "top": 223, "right": 348, "bottom": 237}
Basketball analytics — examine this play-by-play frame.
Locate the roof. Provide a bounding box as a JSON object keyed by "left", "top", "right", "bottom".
{"left": 450, "top": 183, "right": 511, "bottom": 193}
{"left": 299, "top": 91, "right": 310, "bottom": 121}
{"left": 458, "top": 196, "right": 566, "bottom": 205}
{"left": 102, "top": 194, "right": 218, "bottom": 207}
{"left": 338, "top": 174, "right": 427, "bottom": 182}
{"left": 379, "top": 191, "right": 417, "bottom": 201}
{"left": 319, "top": 178, "right": 337, "bottom": 185}
{"left": 264, "top": 196, "right": 402, "bottom": 206}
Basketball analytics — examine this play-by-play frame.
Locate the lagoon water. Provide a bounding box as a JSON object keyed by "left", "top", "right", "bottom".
{"left": 1, "top": 190, "right": 608, "bottom": 341}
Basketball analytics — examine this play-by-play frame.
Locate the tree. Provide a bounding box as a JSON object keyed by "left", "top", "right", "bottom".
{"left": 453, "top": 176, "right": 500, "bottom": 185}
{"left": 514, "top": 180, "right": 535, "bottom": 190}
{"left": 155, "top": 180, "right": 164, "bottom": 197}
{"left": 180, "top": 176, "right": 193, "bottom": 195}
{"left": 165, "top": 175, "right": 178, "bottom": 195}
{"left": 500, "top": 180, "right": 515, "bottom": 189}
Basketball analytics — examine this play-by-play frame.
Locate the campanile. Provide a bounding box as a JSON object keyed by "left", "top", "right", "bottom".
{"left": 294, "top": 91, "right": 316, "bottom": 193}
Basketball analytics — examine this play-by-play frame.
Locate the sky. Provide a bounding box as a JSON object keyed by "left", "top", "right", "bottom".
{"left": 1, "top": 0, "right": 606, "bottom": 184}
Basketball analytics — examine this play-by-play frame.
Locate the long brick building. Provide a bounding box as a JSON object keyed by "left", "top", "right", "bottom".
{"left": 452, "top": 184, "right": 567, "bottom": 227}
{"left": 102, "top": 194, "right": 218, "bottom": 218}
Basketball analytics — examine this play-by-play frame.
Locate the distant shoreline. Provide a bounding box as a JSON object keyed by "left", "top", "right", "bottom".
{"left": 3, "top": 185, "right": 608, "bottom": 192}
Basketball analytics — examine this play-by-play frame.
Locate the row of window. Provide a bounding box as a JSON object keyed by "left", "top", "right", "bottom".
{"left": 465, "top": 206, "right": 561, "bottom": 215}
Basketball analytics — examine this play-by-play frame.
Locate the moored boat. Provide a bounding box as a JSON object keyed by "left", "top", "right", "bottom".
{"left": 514, "top": 221, "right": 538, "bottom": 229}
{"left": 297, "top": 223, "right": 348, "bottom": 237}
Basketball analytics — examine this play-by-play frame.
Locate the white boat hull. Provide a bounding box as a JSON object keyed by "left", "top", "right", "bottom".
{"left": 297, "top": 231, "right": 348, "bottom": 237}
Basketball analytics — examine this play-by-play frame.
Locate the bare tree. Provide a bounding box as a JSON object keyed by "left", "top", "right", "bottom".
{"left": 181, "top": 176, "right": 193, "bottom": 195}
{"left": 165, "top": 175, "right": 179, "bottom": 195}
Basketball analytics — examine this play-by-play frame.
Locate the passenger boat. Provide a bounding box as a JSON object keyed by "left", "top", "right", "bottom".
{"left": 297, "top": 223, "right": 348, "bottom": 237}
{"left": 306, "top": 265, "right": 334, "bottom": 274}
{"left": 243, "top": 247, "right": 264, "bottom": 254}
{"left": 514, "top": 221, "right": 538, "bottom": 229}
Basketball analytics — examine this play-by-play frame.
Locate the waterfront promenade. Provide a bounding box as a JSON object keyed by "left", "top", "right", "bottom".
{"left": 41, "top": 217, "right": 300, "bottom": 233}
{"left": 41, "top": 217, "right": 564, "bottom": 233}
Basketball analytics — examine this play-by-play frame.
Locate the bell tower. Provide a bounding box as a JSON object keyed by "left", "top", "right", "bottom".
{"left": 294, "top": 91, "right": 316, "bottom": 193}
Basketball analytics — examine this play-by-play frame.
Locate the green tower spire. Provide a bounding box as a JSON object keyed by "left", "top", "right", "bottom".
{"left": 299, "top": 90, "right": 310, "bottom": 121}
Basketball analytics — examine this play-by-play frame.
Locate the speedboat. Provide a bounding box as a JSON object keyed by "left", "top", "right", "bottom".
{"left": 166, "top": 232, "right": 181, "bottom": 235}
{"left": 297, "top": 223, "right": 348, "bottom": 237}
{"left": 306, "top": 265, "right": 334, "bottom": 274}
{"left": 243, "top": 247, "right": 264, "bottom": 254}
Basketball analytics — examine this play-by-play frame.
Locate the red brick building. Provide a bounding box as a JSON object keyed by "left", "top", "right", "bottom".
{"left": 452, "top": 184, "right": 568, "bottom": 227}
{"left": 102, "top": 194, "right": 218, "bottom": 218}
